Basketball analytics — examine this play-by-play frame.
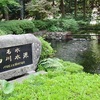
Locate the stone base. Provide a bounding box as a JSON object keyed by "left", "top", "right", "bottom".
{"left": 0, "top": 64, "right": 34, "bottom": 79}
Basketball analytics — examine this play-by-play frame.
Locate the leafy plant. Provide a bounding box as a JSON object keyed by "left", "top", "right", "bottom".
{"left": 0, "top": 29, "right": 7, "bottom": 35}
{"left": 1, "top": 71, "right": 100, "bottom": 100}
{"left": 0, "top": 0, "right": 20, "bottom": 20}
{"left": 0, "top": 20, "right": 37, "bottom": 35}
{"left": 38, "top": 37, "right": 55, "bottom": 60}
{"left": 32, "top": 20, "right": 47, "bottom": 30}
{"left": 60, "top": 60, "right": 83, "bottom": 73}
{"left": 38, "top": 58, "right": 64, "bottom": 71}
{"left": 48, "top": 25, "right": 63, "bottom": 32}
{"left": 47, "top": 18, "right": 79, "bottom": 33}
{"left": 38, "top": 57, "right": 83, "bottom": 73}
{"left": 26, "top": 0, "right": 59, "bottom": 20}
{"left": 0, "top": 80, "right": 14, "bottom": 94}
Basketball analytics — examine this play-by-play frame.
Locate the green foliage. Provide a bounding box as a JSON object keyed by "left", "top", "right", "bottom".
{"left": 48, "top": 25, "right": 63, "bottom": 32}
{"left": 26, "top": 0, "right": 59, "bottom": 20}
{"left": 32, "top": 20, "right": 47, "bottom": 30}
{"left": 0, "top": 80, "right": 14, "bottom": 94}
{"left": 0, "top": 20, "right": 37, "bottom": 35}
{"left": 46, "top": 18, "right": 79, "bottom": 33}
{"left": 0, "top": 29, "right": 7, "bottom": 35}
{"left": 32, "top": 18, "right": 79, "bottom": 32}
{"left": 1, "top": 70, "right": 100, "bottom": 100}
{"left": 61, "top": 19, "right": 79, "bottom": 32}
{"left": 60, "top": 60, "right": 83, "bottom": 73}
{"left": 0, "top": 0, "right": 19, "bottom": 7}
{"left": 38, "top": 58, "right": 64, "bottom": 71}
{"left": 77, "top": 20, "right": 88, "bottom": 29}
{"left": 38, "top": 37, "right": 55, "bottom": 60}
{"left": 38, "top": 58, "right": 83, "bottom": 73}
{"left": 77, "top": 22, "right": 100, "bottom": 31}
{"left": 0, "top": 0, "right": 20, "bottom": 20}
{"left": 87, "top": 23, "right": 100, "bottom": 31}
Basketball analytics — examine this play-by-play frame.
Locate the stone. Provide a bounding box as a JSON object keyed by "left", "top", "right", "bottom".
{"left": 0, "top": 34, "right": 41, "bottom": 79}
{"left": 44, "top": 32, "right": 72, "bottom": 40}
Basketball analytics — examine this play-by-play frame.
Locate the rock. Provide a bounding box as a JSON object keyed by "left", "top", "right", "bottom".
{"left": 0, "top": 34, "right": 41, "bottom": 79}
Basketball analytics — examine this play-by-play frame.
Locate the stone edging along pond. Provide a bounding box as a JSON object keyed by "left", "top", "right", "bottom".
{"left": 34, "top": 31, "right": 100, "bottom": 40}
{"left": 34, "top": 31, "right": 72, "bottom": 40}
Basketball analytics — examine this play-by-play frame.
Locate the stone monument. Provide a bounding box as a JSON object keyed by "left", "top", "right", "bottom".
{"left": 0, "top": 34, "right": 41, "bottom": 79}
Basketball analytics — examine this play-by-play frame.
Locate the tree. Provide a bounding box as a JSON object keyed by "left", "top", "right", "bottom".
{"left": 59, "top": 0, "right": 65, "bottom": 17}
{"left": 26, "top": 0, "right": 59, "bottom": 19}
{"left": 0, "top": 0, "right": 20, "bottom": 20}
{"left": 19, "top": 0, "right": 25, "bottom": 19}
{"left": 74, "top": 0, "right": 77, "bottom": 17}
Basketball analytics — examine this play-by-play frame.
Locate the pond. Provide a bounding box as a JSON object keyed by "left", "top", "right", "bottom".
{"left": 48, "top": 39, "right": 100, "bottom": 74}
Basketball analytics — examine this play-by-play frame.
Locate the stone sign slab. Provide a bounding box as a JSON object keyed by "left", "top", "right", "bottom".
{"left": 0, "top": 34, "right": 41, "bottom": 79}
{"left": 0, "top": 44, "right": 32, "bottom": 72}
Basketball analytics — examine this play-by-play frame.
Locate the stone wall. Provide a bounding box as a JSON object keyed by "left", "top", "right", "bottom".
{"left": 34, "top": 31, "right": 72, "bottom": 40}
{"left": 0, "top": 34, "right": 41, "bottom": 79}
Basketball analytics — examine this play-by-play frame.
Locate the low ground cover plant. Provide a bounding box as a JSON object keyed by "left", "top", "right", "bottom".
{"left": 0, "top": 64, "right": 100, "bottom": 100}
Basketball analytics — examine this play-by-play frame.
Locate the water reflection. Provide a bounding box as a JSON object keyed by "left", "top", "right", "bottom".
{"left": 48, "top": 39, "right": 100, "bottom": 73}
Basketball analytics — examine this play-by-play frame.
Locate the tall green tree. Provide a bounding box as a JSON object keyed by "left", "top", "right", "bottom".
{"left": 0, "top": 0, "right": 20, "bottom": 20}
{"left": 26, "top": 0, "right": 59, "bottom": 19}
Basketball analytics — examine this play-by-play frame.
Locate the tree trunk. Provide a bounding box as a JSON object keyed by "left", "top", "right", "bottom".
{"left": 83, "top": 0, "right": 86, "bottom": 20}
{"left": 4, "top": 7, "right": 9, "bottom": 20}
{"left": 20, "top": 0, "right": 25, "bottom": 19}
{"left": 60, "top": 0, "right": 65, "bottom": 17}
{"left": 52, "top": 0, "right": 55, "bottom": 6}
{"left": 75, "top": 0, "right": 77, "bottom": 18}
{"left": 69, "top": 0, "right": 71, "bottom": 13}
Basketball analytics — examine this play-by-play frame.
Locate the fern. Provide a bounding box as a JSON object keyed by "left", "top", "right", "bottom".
{"left": 38, "top": 58, "right": 64, "bottom": 71}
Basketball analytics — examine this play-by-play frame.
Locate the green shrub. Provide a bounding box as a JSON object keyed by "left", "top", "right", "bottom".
{"left": 38, "top": 58, "right": 64, "bottom": 71}
{"left": 47, "top": 18, "right": 79, "bottom": 33}
{"left": 87, "top": 23, "right": 100, "bottom": 30}
{"left": 77, "top": 20, "right": 100, "bottom": 31}
{"left": 38, "top": 57, "right": 83, "bottom": 73}
{"left": 31, "top": 18, "right": 79, "bottom": 33}
{"left": 0, "top": 20, "right": 38, "bottom": 34}
{"left": 32, "top": 20, "right": 47, "bottom": 30}
{"left": 48, "top": 25, "right": 63, "bottom": 32}
{"left": 61, "top": 19, "right": 79, "bottom": 32}
{"left": 60, "top": 60, "right": 83, "bottom": 73}
{"left": 38, "top": 37, "right": 55, "bottom": 60}
{"left": 46, "top": 19, "right": 63, "bottom": 32}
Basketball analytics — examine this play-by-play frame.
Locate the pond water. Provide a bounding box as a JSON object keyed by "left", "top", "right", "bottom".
{"left": 48, "top": 39, "right": 100, "bottom": 74}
